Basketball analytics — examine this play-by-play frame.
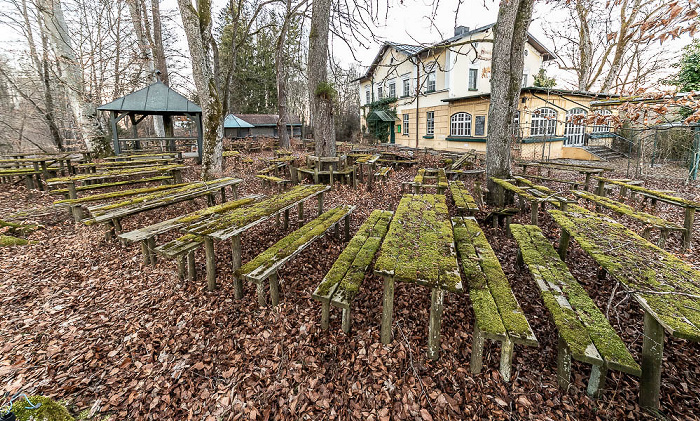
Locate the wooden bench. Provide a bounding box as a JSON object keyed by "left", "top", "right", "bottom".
{"left": 120, "top": 195, "right": 261, "bottom": 270}
{"left": 513, "top": 173, "right": 582, "bottom": 190}
{"left": 572, "top": 190, "right": 685, "bottom": 247}
{"left": 50, "top": 175, "right": 174, "bottom": 198}
{"left": 256, "top": 174, "right": 291, "bottom": 191}
{"left": 237, "top": 205, "right": 355, "bottom": 306}
{"left": 403, "top": 168, "right": 448, "bottom": 194}
{"left": 0, "top": 168, "right": 43, "bottom": 190}
{"left": 449, "top": 181, "right": 478, "bottom": 215}
{"left": 452, "top": 216, "right": 538, "bottom": 381}
{"left": 490, "top": 177, "right": 569, "bottom": 225}
{"left": 511, "top": 224, "right": 641, "bottom": 397}
{"left": 312, "top": 210, "right": 392, "bottom": 332}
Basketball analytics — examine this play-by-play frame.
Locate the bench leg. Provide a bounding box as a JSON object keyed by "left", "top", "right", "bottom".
{"left": 344, "top": 214, "right": 351, "bottom": 241}
{"left": 470, "top": 325, "right": 485, "bottom": 374}
{"left": 220, "top": 186, "right": 226, "bottom": 203}
{"left": 177, "top": 255, "right": 187, "bottom": 281}
{"left": 298, "top": 202, "right": 304, "bottom": 225}
{"left": 587, "top": 364, "right": 608, "bottom": 398}
{"left": 380, "top": 275, "right": 395, "bottom": 344}
{"left": 141, "top": 240, "right": 151, "bottom": 265}
{"left": 557, "top": 335, "right": 572, "bottom": 390}
{"left": 530, "top": 200, "right": 538, "bottom": 225}
{"left": 269, "top": 272, "right": 280, "bottom": 306}
{"left": 640, "top": 310, "right": 664, "bottom": 410}
{"left": 256, "top": 282, "right": 266, "bottom": 306}
{"left": 283, "top": 208, "right": 290, "bottom": 230}
{"left": 147, "top": 237, "right": 157, "bottom": 265}
{"left": 505, "top": 216, "right": 512, "bottom": 236}
{"left": 499, "top": 337, "right": 514, "bottom": 381}
{"left": 276, "top": 212, "right": 280, "bottom": 228}
{"left": 187, "top": 250, "right": 196, "bottom": 281}
{"left": 341, "top": 307, "right": 351, "bottom": 334}
{"left": 657, "top": 229, "right": 668, "bottom": 248}
{"left": 231, "top": 236, "right": 243, "bottom": 299}
{"left": 515, "top": 249, "right": 523, "bottom": 267}
{"left": 557, "top": 229, "right": 571, "bottom": 260}
{"left": 683, "top": 207, "right": 695, "bottom": 251}
{"left": 427, "top": 287, "right": 445, "bottom": 360}
{"left": 205, "top": 237, "right": 216, "bottom": 291}
{"left": 318, "top": 192, "right": 324, "bottom": 216}
{"left": 321, "top": 301, "right": 330, "bottom": 330}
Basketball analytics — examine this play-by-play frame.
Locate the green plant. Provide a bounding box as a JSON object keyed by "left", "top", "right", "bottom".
{"left": 533, "top": 68, "right": 556, "bottom": 88}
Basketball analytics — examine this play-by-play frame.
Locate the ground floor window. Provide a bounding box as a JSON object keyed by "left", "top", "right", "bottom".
{"left": 565, "top": 108, "right": 587, "bottom": 146}
{"left": 403, "top": 114, "right": 409, "bottom": 135}
{"left": 450, "top": 112, "right": 472, "bottom": 136}
{"left": 530, "top": 107, "right": 557, "bottom": 136}
{"left": 426, "top": 111, "right": 434, "bottom": 135}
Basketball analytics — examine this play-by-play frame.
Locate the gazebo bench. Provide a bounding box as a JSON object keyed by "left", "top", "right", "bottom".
{"left": 312, "top": 210, "right": 393, "bottom": 332}
{"left": 452, "top": 216, "right": 538, "bottom": 381}
{"left": 237, "top": 205, "right": 355, "bottom": 307}
{"left": 511, "top": 224, "right": 641, "bottom": 397}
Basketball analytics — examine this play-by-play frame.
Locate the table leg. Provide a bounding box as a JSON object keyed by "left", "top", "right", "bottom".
{"left": 318, "top": 192, "right": 324, "bottom": 216}
{"left": 187, "top": 250, "right": 196, "bottom": 281}
{"left": 205, "top": 237, "right": 216, "bottom": 291}
{"left": 557, "top": 335, "right": 572, "bottom": 390}
{"left": 640, "top": 310, "right": 664, "bottom": 410}
{"left": 530, "top": 200, "right": 538, "bottom": 225}
{"left": 557, "top": 229, "right": 571, "bottom": 260}
{"left": 682, "top": 207, "right": 695, "bottom": 251}
{"left": 427, "top": 287, "right": 445, "bottom": 360}
{"left": 470, "top": 325, "right": 485, "bottom": 374}
{"left": 499, "top": 337, "right": 514, "bottom": 381}
{"left": 283, "top": 208, "right": 290, "bottom": 230}
{"left": 269, "top": 272, "right": 280, "bottom": 306}
{"left": 321, "top": 301, "right": 330, "bottom": 330}
{"left": 584, "top": 173, "right": 591, "bottom": 191}
{"left": 298, "top": 202, "right": 304, "bottom": 225}
{"left": 380, "top": 275, "right": 395, "bottom": 344}
{"left": 231, "top": 235, "right": 243, "bottom": 299}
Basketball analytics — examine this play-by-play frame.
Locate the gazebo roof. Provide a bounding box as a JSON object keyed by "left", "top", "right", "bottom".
{"left": 98, "top": 81, "right": 202, "bottom": 114}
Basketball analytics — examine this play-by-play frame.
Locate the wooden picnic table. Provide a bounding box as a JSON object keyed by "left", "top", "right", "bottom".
{"left": 517, "top": 161, "right": 608, "bottom": 190}
{"left": 550, "top": 206, "right": 700, "bottom": 410}
{"left": 184, "top": 184, "right": 330, "bottom": 291}
{"left": 594, "top": 176, "right": 700, "bottom": 250}
{"left": 374, "top": 194, "right": 462, "bottom": 359}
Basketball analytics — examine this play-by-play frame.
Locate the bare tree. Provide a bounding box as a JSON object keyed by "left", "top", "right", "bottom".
{"left": 308, "top": 0, "right": 335, "bottom": 157}
{"left": 486, "top": 0, "right": 534, "bottom": 204}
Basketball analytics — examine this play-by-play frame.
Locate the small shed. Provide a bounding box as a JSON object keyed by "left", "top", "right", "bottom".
{"left": 224, "top": 114, "right": 302, "bottom": 138}
{"left": 98, "top": 81, "right": 203, "bottom": 161}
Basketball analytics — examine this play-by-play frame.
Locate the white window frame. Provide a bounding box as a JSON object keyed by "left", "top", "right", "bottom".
{"left": 565, "top": 108, "right": 587, "bottom": 146}
{"left": 403, "top": 114, "right": 410, "bottom": 135}
{"left": 450, "top": 112, "right": 472, "bottom": 137}
{"left": 512, "top": 111, "right": 521, "bottom": 136}
{"left": 426, "top": 111, "right": 435, "bottom": 135}
{"left": 522, "top": 73, "right": 528, "bottom": 88}
{"left": 377, "top": 86, "right": 383, "bottom": 100}
{"left": 402, "top": 78, "right": 410, "bottom": 97}
{"left": 530, "top": 107, "right": 557, "bottom": 137}
{"left": 388, "top": 81, "right": 396, "bottom": 98}
{"left": 426, "top": 72, "right": 436, "bottom": 93}
{"left": 468, "top": 68, "right": 478, "bottom": 91}
{"left": 365, "top": 88, "right": 370, "bottom": 105}
{"left": 592, "top": 109, "right": 612, "bottom": 132}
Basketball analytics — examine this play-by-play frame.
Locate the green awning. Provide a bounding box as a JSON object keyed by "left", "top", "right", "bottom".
{"left": 367, "top": 110, "right": 397, "bottom": 122}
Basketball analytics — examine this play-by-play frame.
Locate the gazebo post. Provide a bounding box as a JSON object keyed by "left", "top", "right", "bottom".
{"left": 129, "top": 113, "right": 141, "bottom": 150}
{"left": 110, "top": 111, "right": 121, "bottom": 155}
{"left": 195, "top": 113, "right": 203, "bottom": 164}
{"left": 163, "top": 114, "right": 175, "bottom": 151}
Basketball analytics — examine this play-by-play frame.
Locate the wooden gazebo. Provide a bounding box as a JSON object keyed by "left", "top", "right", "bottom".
{"left": 98, "top": 81, "right": 203, "bottom": 161}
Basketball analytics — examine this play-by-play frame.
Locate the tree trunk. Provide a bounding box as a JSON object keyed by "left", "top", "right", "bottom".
{"left": 38, "top": 0, "right": 104, "bottom": 151}
{"left": 308, "top": 0, "right": 335, "bottom": 157}
{"left": 177, "top": 0, "right": 223, "bottom": 178}
{"left": 151, "top": 0, "right": 169, "bottom": 85}
{"left": 276, "top": 0, "right": 292, "bottom": 149}
{"left": 485, "top": 0, "right": 534, "bottom": 204}
{"left": 575, "top": 0, "right": 593, "bottom": 91}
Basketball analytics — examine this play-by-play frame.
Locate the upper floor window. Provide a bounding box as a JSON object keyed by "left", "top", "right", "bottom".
{"left": 365, "top": 88, "right": 370, "bottom": 104}
{"left": 388, "top": 81, "right": 396, "bottom": 98}
{"left": 512, "top": 111, "right": 521, "bottom": 136}
{"left": 450, "top": 112, "right": 472, "bottom": 136}
{"left": 426, "top": 71, "right": 436, "bottom": 93}
{"left": 403, "top": 114, "right": 410, "bottom": 135}
{"left": 402, "top": 78, "right": 410, "bottom": 97}
{"left": 377, "top": 86, "right": 383, "bottom": 100}
{"left": 468, "top": 69, "right": 478, "bottom": 91}
{"left": 592, "top": 110, "right": 612, "bottom": 132}
{"left": 530, "top": 107, "right": 557, "bottom": 136}
{"left": 426, "top": 111, "right": 435, "bottom": 135}
{"left": 522, "top": 73, "right": 528, "bottom": 88}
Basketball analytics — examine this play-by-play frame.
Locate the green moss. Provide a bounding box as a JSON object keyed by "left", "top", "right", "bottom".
{"left": 0, "top": 219, "right": 39, "bottom": 236}
{"left": 222, "top": 151, "right": 240, "bottom": 157}
{"left": 256, "top": 174, "right": 285, "bottom": 183}
{"left": 315, "top": 81, "right": 337, "bottom": 101}
{"left": 50, "top": 176, "right": 173, "bottom": 194}
{"left": 8, "top": 395, "right": 73, "bottom": 421}
{"left": 573, "top": 190, "right": 681, "bottom": 229}
{"left": 595, "top": 176, "right": 700, "bottom": 209}
{"left": 55, "top": 183, "right": 188, "bottom": 205}
{"left": 0, "top": 235, "right": 30, "bottom": 246}
{"left": 47, "top": 164, "right": 183, "bottom": 184}
{"left": 449, "top": 181, "right": 478, "bottom": 212}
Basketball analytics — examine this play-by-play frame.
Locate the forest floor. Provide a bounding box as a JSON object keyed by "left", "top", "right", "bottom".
{"left": 0, "top": 150, "right": 699, "bottom": 420}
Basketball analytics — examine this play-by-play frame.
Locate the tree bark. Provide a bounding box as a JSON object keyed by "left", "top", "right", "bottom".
{"left": 308, "top": 0, "right": 335, "bottom": 157}
{"left": 177, "top": 0, "right": 223, "bottom": 178}
{"left": 575, "top": 0, "right": 593, "bottom": 91}
{"left": 38, "top": 0, "right": 104, "bottom": 151}
{"left": 275, "top": 0, "right": 292, "bottom": 149}
{"left": 485, "top": 0, "right": 534, "bottom": 204}
{"left": 151, "top": 0, "right": 169, "bottom": 85}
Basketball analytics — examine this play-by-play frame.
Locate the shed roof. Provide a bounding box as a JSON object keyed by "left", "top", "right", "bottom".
{"left": 224, "top": 114, "right": 255, "bottom": 128}
{"left": 367, "top": 110, "right": 398, "bottom": 122}
{"left": 97, "top": 81, "right": 202, "bottom": 114}
{"left": 228, "top": 114, "right": 302, "bottom": 127}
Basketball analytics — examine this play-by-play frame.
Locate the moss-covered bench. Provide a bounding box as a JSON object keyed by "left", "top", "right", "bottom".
{"left": 510, "top": 224, "right": 641, "bottom": 397}
{"left": 403, "top": 168, "right": 448, "bottom": 194}
{"left": 513, "top": 173, "right": 582, "bottom": 189}
{"left": 572, "top": 190, "right": 685, "bottom": 247}
{"left": 490, "top": 177, "right": 570, "bottom": 225}
{"left": 237, "top": 205, "right": 355, "bottom": 307}
{"left": 50, "top": 175, "right": 174, "bottom": 198}
{"left": 0, "top": 167, "right": 43, "bottom": 190}
{"left": 256, "top": 174, "right": 291, "bottom": 191}
{"left": 449, "top": 181, "right": 479, "bottom": 215}
{"left": 312, "top": 210, "right": 392, "bottom": 333}
{"left": 452, "top": 216, "right": 538, "bottom": 381}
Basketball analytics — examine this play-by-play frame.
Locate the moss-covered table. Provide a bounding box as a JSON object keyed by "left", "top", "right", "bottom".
{"left": 517, "top": 161, "right": 608, "bottom": 190}
{"left": 594, "top": 176, "right": 700, "bottom": 250}
{"left": 550, "top": 207, "right": 700, "bottom": 410}
{"left": 374, "top": 194, "right": 462, "bottom": 360}
{"left": 403, "top": 168, "right": 448, "bottom": 194}
{"left": 184, "top": 184, "right": 330, "bottom": 291}
{"left": 490, "top": 177, "right": 569, "bottom": 225}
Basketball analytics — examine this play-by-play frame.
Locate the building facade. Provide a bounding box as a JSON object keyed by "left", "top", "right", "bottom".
{"left": 358, "top": 24, "right": 616, "bottom": 160}
{"left": 224, "top": 114, "right": 302, "bottom": 138}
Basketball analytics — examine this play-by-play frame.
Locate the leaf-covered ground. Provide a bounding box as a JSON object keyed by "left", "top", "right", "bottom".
{"left": 1, "top": 150, "right": 699, "bottom": 420}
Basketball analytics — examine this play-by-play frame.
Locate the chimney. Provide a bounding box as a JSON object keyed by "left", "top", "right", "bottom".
{"left": 454, "top": 26, "right": 470, "bottom": 37}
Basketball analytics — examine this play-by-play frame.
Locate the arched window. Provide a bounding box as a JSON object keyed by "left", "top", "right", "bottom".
{"left": 564, "top": 108, "right": 587, "bottom": 146}
{"left": 530, "top": 107, "right": 557, "bottom": 136}
{"left": 450, "top": 112, "right": 472, "bottom": 136}
{"left": 592, "top": 109, "right": 612, "bottom": 132}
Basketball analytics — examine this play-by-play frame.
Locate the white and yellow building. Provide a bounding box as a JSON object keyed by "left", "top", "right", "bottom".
{"left": 358, "top": 24, "right": 617, "bottom": 160}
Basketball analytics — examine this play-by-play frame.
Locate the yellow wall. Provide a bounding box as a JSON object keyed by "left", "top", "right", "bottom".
{"left": 561, "top": 146, "right": 600, "bottom": 160}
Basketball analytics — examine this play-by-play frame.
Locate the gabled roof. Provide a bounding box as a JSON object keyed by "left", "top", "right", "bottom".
{"left": 224, "top": 114, "right": 254, "bottom": 128}
{"left": 98, "top": 81, "right": 201, "bottom": 114}
{"left": 442, "top": 87, "right": 619, "bottom": 103}
{"left": 224, "top": 114, "right": 303, "bottom": 128}
{"left": 356, "top": 23, "right": 557, "bottom": 82}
